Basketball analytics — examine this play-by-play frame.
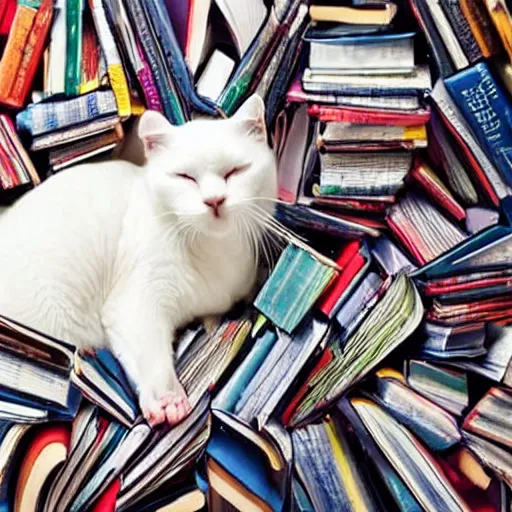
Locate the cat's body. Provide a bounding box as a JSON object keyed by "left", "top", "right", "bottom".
{"left": 0, "top": 95, "right": 276, "bottom": 425}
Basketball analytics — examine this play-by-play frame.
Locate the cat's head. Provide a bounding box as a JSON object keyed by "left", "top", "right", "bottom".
{"left": 139, "top": 95, "right": 277, "bottom": 240}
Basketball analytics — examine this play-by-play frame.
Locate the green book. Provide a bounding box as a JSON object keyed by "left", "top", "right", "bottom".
{"left": 65, "top": 0, "right": 84, "bottom": 96}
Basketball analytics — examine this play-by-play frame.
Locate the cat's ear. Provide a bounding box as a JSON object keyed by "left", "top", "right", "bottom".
{"left": 231, "top": 94, "right": 267, "bottom": 141}
{"left": 138, "top": 110, "right": 176, "bottom": 158}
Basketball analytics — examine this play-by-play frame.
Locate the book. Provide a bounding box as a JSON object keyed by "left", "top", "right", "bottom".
{"left": 292, "top": 415, "right": 378, "bottom": 511}
{"left": 16, "top": 90, "right": 118, "bottom": 138}
{"left": 14, "top": 424, "right": 70, "bottom": 512}
{"left": 287, "top": 273, "right": 423, "bottom": 426}
{"left": 307, "top": 32, "right": 415, "bottom": 75}
{"left": 196, "top": 49, "right": 235, "bottom": 102}
{"left": 318, "top": 152, "right": 411, "bottom": 198}
{"left": 254, "top": 243, "right": 338, "bottom": 334}
{"left": 309, "top": 4, "right": 398, "bottom": 25}
{"left": 302, "top": 65, "right": 432, "bottom": 96}
{"left": 445, "top": 62, "right": 512, "bottom": 190}
{"left": 463, "top": 386, "right": 512, "bottom": 450}
{"left": 483, "top": 0, "right": 512, "bottom": 61}
{"left": 350, "top": 397, "right": 472, "bottom": 511}
{"left": 373, "top": 371, "right": 462, "bottom": 451}
{"left": 386, "top": 192, "right": 468, "bottom": 266}
{"left": 439, "top": 0, "right": 484, "bottom": 63}
{"left": 65, "top": 0, "right": 84, "bottom": 96}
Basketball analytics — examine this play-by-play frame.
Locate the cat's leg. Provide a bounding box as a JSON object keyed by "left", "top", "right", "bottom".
{"left": 104, "top": 308, "right": 191, "bottom": 427}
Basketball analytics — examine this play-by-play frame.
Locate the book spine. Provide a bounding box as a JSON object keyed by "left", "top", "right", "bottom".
{"left": 0, "top": 116, "right": 40, "bottom": 185}
{"left": 80, "top": 7, "right": 100, "bottom": 94}
{"left": 459, "top": 0, "right": 502, "bottom": 57}
{"left": 218, "top": 6, "right": 282, "bottom": 115}
{"left": 65, "top": 0, "right": 84, "bottom": 96}
{"left": 440, "top": 0, "right": 483, "bottom": 63}
{"left": 123, "top": 0, "right": 185, "bottom": 124}
{"left": 483, "top": 0, "right": 512, "bottom": 61}
{"left": 446, "top": 63, "right": 512, "bottom": 190}
{"left": 135, "top": 41, "right": 163, "bottom": 113}
{"left": 408, "top": 0, "right": 455, "bottom": 78}
{"left": 88, "top": 0, "right": 131, "bottom": 117}
{"left": 0, "top": 142, "right": 19, "bottom": 189}
{"left": 16, "top": 90, "right": 118, "bottom": 136}
{"left": 0, "top": 4, "right": 37, "bottom": 105}
{"left": 7, "top": 0, "right": 53, "bottom": 108}
{"left": 308, "top": 104, "right": 431, "bottom": 126}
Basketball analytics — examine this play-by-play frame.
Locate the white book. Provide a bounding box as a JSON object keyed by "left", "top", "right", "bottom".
{"left": 196, "top": 49, "right": 235, "bottom": 101}
{"left": 215, "top": 0, "right": 267, "bottom": 56}
{"left": 309, "top": 33, "right": 415, "bottom": 73}
{"left": 46, "top": 0, "right": 67, "bottom": 95}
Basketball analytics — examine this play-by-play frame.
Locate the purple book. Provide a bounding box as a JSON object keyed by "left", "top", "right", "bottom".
{"left": 164, "top": 0, "right": 191, "bottom": 52}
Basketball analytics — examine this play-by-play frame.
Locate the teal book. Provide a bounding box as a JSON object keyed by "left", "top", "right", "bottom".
{"left": 253, "top": 243, "right": 337, "bottom": 334}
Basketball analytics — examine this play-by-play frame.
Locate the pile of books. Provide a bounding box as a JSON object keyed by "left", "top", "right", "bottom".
{"left": 1, "top": 0, "right": 512, "bottom": 511}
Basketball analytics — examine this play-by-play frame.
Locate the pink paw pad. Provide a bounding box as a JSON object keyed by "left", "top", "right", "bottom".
{"left": 144, "top": 392, "right": 192, "bottom": 427}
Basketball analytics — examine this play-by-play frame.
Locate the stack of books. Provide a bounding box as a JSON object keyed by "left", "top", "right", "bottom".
{"left": 1, "top": 0, "right": 512, "bottom": 510}
{"left": 280, "top": 4, "right": 431, "bottom": 239}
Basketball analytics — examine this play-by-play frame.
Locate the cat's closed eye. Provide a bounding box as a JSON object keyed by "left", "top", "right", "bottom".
{"left": 224, "top": 166, "right": 247, "bottom": 180}
{"left": 175, "top": 173, "right": 197, "bottom": 183}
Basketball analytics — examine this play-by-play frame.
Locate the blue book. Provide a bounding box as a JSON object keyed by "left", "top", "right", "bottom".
{"left": 445, "top": 62, "right": 512, "bottom": 189}
{"left": 213, "top": 329, "right": 277, "bottom": 413}
{"left": 207, "top": 419, "right": 284, "bottom": 512}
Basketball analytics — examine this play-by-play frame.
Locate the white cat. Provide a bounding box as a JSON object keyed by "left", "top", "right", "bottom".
{"left": 0, "top": 94, "right": 277, "bottom": 426}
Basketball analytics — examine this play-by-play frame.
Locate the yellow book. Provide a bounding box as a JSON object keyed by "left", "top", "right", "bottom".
{"left": 325, "top": 417, "right": 373, "bottom": 512}
{"left": 309, "top": 4, "right": 397, "bottom": 25}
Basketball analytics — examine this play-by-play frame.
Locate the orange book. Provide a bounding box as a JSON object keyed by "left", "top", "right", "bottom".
{"left": 0, "top": 0, "right": 53, "bottom": 109}
{"left": 6, "top": 0, "right": 53, "bottom": 108}
{"left": 0, "top": 3, "right": 37, "bottom": 102}
{"left": 14, "top": 424, "right": 71, "bottom": 512}
{"left": 484, "top": 0, "right": 512, "bottom": 61}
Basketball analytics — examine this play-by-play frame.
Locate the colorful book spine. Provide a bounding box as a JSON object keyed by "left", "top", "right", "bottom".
{"left": 65, "top": 0, "right": 84, "bottom": 96}
{"left": 445, "top": 62, "right": 512, "bottom": 189}
{"left": 80, "top": 7, "right": 100, "bottom": 94}
{"left": 16, "top": 90, "right": 118, "bottom": 137}
{"left": 88, "top": 0, "right": 131, "bottom": 117}
{"left": 135, "top": 40, "right": 163, "bottom": 113}
{"left": 0, "top": 0, "right": 54, "bottom": 109}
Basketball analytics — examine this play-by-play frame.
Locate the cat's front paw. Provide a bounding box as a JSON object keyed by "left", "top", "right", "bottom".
{"left": 142, "top": 383, "right": 192, "bottom": 427}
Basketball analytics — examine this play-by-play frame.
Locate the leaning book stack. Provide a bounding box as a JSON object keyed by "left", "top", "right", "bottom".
{"left": 2, "top": 0, "right": 512, "bottom": 511}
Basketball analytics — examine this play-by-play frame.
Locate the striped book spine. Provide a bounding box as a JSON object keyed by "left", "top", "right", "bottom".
{"left": 88, "top": 0, "right": 131, "bottom": 117}
{"left": 16, "top": 90, "right": 118, "bottom": 137}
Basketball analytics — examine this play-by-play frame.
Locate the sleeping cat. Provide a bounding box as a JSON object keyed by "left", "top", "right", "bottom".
{"left": 0, "top": 94, "right": 277, "bottom": 427}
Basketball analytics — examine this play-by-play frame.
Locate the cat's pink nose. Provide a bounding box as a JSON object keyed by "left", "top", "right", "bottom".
{"left": 204, "top": 196, "right": 226, "bottom": 217}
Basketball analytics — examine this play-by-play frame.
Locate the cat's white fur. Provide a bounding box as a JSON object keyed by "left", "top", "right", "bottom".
{"left": 0, "top": 95, "right": 277, "bottom": 426}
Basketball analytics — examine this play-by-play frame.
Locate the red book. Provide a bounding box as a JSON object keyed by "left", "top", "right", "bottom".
{"left": 425, "top": 276, "right": 512, "bottom": 296}
{"left": 308, "top": 103, "right": 431, "bottom": 126}
{"left": 410, "top": 161, "right": 466, "bottom": 222}
{"left": 317, "top": 241, "right": 366, "bottom": 317}
{"left": 0, "top": 0, "right": 16, "bottom": 36}
{"left": 91, "top": 478, "right": 121, "bottom": 512}
{"left": 282, "top": 348, "right": 333, "bottom": 427}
